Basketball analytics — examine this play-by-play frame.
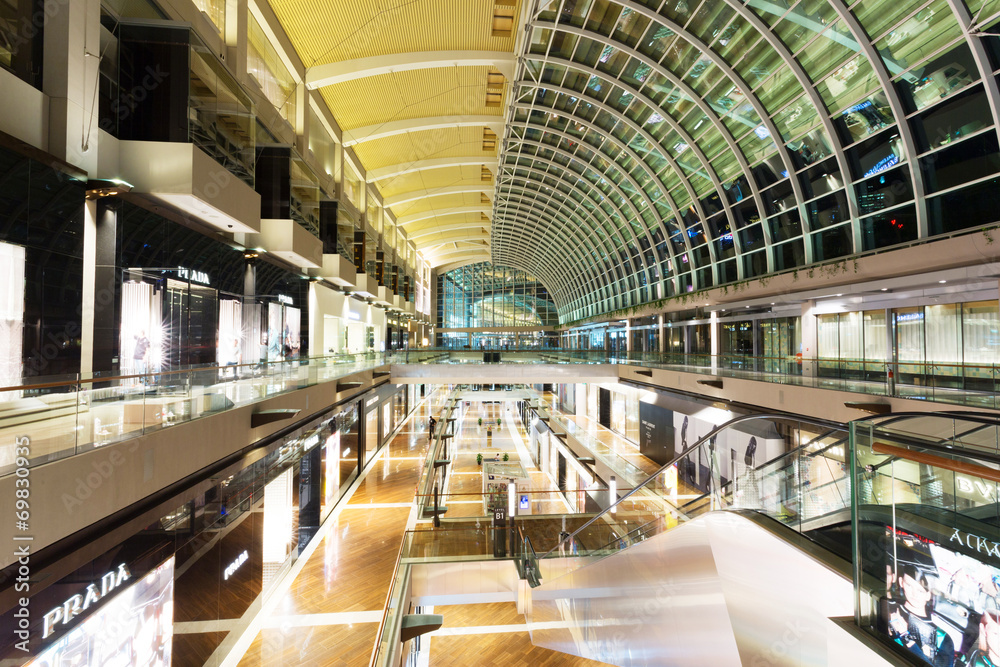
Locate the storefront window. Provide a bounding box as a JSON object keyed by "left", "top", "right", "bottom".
{"left": 896, "top": 307, "right": 925, "bottom": 377}
{"left": 963, "top": 301, "right": 1000, "bottom": 367}
{"left": 0, "top": 241, "right": 25, "bottom": 394}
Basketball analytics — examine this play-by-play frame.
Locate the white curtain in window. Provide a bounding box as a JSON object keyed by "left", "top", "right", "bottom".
{"left": 817, "top": 315, "right": 839, "bottom": 359}
{"left": 963, "top": 301, "right": 999, "bottom": 367}
{"left": 839, "top": 311, "right": 862, "bottom": 360}
{"left": 0, "top": 242, "right": 25, "bottom": 394}
{"left": 925, "top": 304, "right": 961, "bottom": 365}
{"left": 863, "top": 310, "right": 887, "bottom": 362}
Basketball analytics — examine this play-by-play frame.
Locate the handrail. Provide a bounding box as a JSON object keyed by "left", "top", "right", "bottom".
{"left": 369, "top": 389, "right": 457, "bottom": 667}
{"left": 540, "top": 412, "right": 845, "bottom": 559}
{"left": 873, "top": 441, "right": 1000, "bottom": 483}
{"left": 368, "top": 525, "right": 408, "bottom": 667}
{"left": 0, "top": 351, "right": 411, "bottom": 394}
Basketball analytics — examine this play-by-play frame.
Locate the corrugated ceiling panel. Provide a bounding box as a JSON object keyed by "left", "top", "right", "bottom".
{"left": 320, "top": 67, "right": 501, "bottom": 131}
{"left": 267, "top": 0, "right": 518, "bottom": 68}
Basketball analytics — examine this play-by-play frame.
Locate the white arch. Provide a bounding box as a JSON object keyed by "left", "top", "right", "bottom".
{"left": 384, "top": 185, "right": 493, "bottom": 208}
{"left": 306, "top": 51, "right": 517, "bottom": 89}
{"left": 397, "top": 205, "right": 492, "bottom": 227}
{"left": 343, "top": 116, "right": 503, "bottom": 146}
{"left": 368, "top": 157, "right": 498, "bottom": 182}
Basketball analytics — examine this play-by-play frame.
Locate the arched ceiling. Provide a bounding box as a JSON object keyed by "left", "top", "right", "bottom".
{"left": 266, "top": 0, "right": 525, "bottom": 271}
{"left": 267, "top": 0, "right": 1000, "bottom": 322}
{"left": 491, "top": 0, "right": 1000, "bottom": 321}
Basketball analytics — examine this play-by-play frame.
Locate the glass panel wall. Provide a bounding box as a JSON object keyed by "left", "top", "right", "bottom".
{"left": 436, "top": 262, "right": 558, "bottom": 330}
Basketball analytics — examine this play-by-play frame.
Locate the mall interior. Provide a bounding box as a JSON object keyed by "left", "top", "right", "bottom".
{"left": 4, "top": 0, "right": 1000, "bottom": 664}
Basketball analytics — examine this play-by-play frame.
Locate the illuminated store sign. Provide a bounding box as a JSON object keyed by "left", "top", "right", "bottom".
{"left": 863, "top": 154, "right": 899, "bottom": 178}
{"left": 42, "top": 563, "right": 131, "bottom": 638}
{"left": 177, "top": 266, "right": 210, "bottom": 285}
{"left": 224, "top": 550, "right": 249, "bottom": 580}
{"left": 277, "top": 294, "right": 294, "bottom": 305}
{"left": 949, "top": 528, "right": 1000, "bottom": 561}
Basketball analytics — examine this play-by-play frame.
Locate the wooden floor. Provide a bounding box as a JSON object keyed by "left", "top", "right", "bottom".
{"left": 426, "top": 602, "right": 609, "bottom": 666}
{"left": 229, "top": 390, "right": 623, "bottom": 666}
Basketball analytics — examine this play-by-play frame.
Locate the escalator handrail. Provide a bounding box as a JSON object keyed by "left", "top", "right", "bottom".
{"left": 539, "top": 412, "right": 846, "bottom": 559}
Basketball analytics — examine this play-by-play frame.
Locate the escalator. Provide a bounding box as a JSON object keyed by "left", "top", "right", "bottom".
{"left": 517, "top": 411, "right": 1000, "bottom": 667}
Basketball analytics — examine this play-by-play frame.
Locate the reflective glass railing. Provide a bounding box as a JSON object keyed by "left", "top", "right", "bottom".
{"left": 0, "top": 350, "right": 447, "bottom": 476}
{"left": 540, "top": 414, "right": 852, "bottom": 566}
{"left": 403, "top": 349, "right": 1000, "bottom": 409}
{"left": 851, "top": 413, "right": 1000, "bottom": 666}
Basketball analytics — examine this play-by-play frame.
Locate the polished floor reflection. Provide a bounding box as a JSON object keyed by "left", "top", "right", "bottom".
{"left": 226, "top": 387, "right": 627, "bottom": 665}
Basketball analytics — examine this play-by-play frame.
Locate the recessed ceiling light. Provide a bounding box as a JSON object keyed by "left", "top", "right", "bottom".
{"left": 770, "top": 302, "right": 775, "bottom": 305}
{"left": 836, "top": 293, "right": 843, "bottom": 297}
{"left": 880, "top": 288, "right": 888, "bottom": 291}
{"left": 938, "top": 280, "right": 947, "bottom": 284}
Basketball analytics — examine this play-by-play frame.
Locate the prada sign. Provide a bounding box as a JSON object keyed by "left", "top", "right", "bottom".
{"left": 42, "top": 563, "right": 131, "bottom": 638}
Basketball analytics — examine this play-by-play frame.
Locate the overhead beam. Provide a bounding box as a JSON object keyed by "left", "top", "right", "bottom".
{"left": 344, "top": 116, "right": 504, "bottom": 147}
{"left": 306, "top": 51, "right": 517, "bottom": 89}
{"left": 367, "top": 156, "right": 498, "bottom": 182}
{"left": 384, "top": 185, "right": 493, "bottom": 208}
{"left": 408, "top": 222, "right": 490, "bottom": 239}
{"left": 414, "top": 230, "right": 490, "bottom": 249}
{"left": 397, "top": 205, "right": 492, "bottom": 227}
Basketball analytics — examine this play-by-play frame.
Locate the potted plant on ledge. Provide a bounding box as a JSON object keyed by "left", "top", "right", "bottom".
{"left": 477, "top": 453, "right": 483, "bottom": 466}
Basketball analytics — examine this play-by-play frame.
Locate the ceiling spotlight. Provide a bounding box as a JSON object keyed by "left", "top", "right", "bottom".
{"left": 85, "top": 178, "right": 133, "bottom": 200}
{"left": 938, "top": 280, "right": 947, "bottom": 284}
{"left": 880, "top": 288, "right": 888, "bottom": 291}
{"left": 836, "top": 293, "right": 843, "bottom": 297}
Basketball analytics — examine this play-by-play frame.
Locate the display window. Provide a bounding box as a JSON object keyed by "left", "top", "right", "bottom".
{"left": 26, "top": 557, "right": 176, "bottom": 667}
{"left": 0, "top": 241, "right": 25, "bottom": 396}
{"left": 264, "top": 301, "right": 301, "bottom": 362}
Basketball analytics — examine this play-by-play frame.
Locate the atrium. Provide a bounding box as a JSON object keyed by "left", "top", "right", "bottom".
{"left": 2, "top": 0, "right": 1000, "bottom": 665}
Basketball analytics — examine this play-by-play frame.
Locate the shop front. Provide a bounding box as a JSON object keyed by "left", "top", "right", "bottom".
{"left": 0, "top": 385, "right": 409, "bottom": 664}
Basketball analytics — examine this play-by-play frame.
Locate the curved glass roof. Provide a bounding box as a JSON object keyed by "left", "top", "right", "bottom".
{"left": 492, "top": 0, "right": 1000, "bottom": 321}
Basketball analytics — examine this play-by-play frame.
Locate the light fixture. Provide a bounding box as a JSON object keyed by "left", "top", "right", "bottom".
{"left": 938, "top": 280, "right": 947, "bottom": 284}
{"left": 836, "top": 293, "right": 843, "bottom": 297}
{"left": 880, "top": 288, "right": 888, "bottom": 291}
{"left": 85, "top": 179, "right": 133, "bottom": 200}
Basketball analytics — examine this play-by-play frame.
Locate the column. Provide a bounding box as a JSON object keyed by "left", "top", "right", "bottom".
{"left": 709, "top": 310, "right": 718, "bottom": 372}
{"left": 91, "top": 199, "right": 119, "bottom": 373}
{"left": 800, "top": 300, "right": 818, "bottom": 377}
{"left": 43, "top": 0, "right": 100, "bottom": 175}
{"left": 658, "top": 314, "right": 666, "bottom": 354}
{"left": 79, "top": 199, "right": 97, "bottom": 376}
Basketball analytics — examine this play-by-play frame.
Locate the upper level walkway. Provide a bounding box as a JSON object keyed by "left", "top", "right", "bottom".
{"left": 3, "top": 347, "right": 996, "bottom": 480}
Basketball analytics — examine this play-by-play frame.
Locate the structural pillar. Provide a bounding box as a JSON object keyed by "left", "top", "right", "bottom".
{"left": 43, "top": 0, "right": 100, "bottom": 174}
{"left": 709, "top": 310, "right": 718, "bottom": 372}
{"left": 800, "top": 300, "right": 818, "bottom": 377}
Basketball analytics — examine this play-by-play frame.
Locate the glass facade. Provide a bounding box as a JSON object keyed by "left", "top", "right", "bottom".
{"left": 435, "top": 262, "right": 558, "bottom": 329}
{"left": 494, "top": 0, "right": 1000, "bottom": 322}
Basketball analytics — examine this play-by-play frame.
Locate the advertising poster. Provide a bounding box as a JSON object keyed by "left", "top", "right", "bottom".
{"left": 879, "top": 526, "right": 1000, "bottom": 667}
{"left": 638, "top": 401, "right": 673, "bottom": 466}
